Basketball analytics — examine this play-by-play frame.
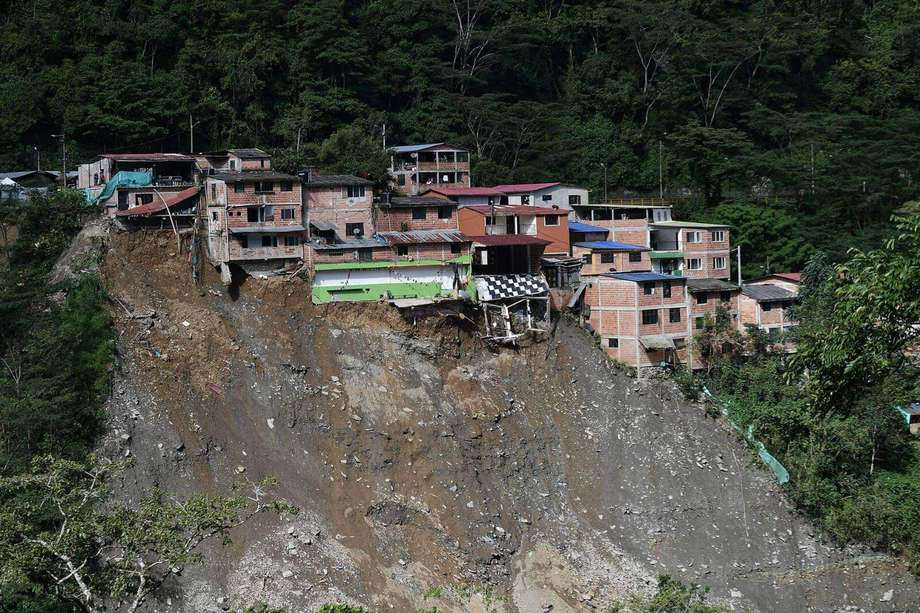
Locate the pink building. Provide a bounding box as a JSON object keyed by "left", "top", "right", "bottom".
{"left": 302, "top": 171, "right": 375, "bottom": 243}
{"left": 739, "top": 274, "right": 800, "bottom": 343}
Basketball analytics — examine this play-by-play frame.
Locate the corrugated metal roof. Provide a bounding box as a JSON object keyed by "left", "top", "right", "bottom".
{"left": 464, "top": 205, "right": 561, "bottom": 216}
{"left": 742, "top": 284, "right": 796, "bottom": 302}
{"left": 228, "top": 148, "right": 270, "bottom": 159}
{"left": 755, "top": 272, "right": 801, "bottom": 283}
{"left": 687, "top": 278, "right": 739, "bottom": 293}
{"left": 310, "top": 238, "right": 386, "bottom": 250}
{"left": 650, "top": 220, "right": 729, "bottom": 229}
{"left": 99, "top": 153, "right": 196, "bottom": 162}
{"left": 376, "top": 230, "right": 469, "bottom": 245}
{"left": 114, "top": 186, "right": 200, "bottom": 217}
{"left": 606, "top": 272, "right": 685, "bottom": 283}
{"left": 0, "top": 170, "right": 57, "bottom": 181}
{"left": 568, "top": 221, "right": 608, "bottom": 233}
{"left": 304, "top": 173, "right": 373, "bottom": 187}
{"left": 491, "top": 182, "right": 560, "bottom": 193}
{"left": 390, "top": 143, "right": 444, "bottom": 153}
{"left": 573, "top": 241, "right": 649, "bottom": 252}
{"left": 228, "top": 224, "right": 306, "bottom": 234}
{"left": 424, "top": 186, "right": 504, "bottom": 197}
{"left": 469, "top": 234, "right": 551, "bottom": 247}
{"left": 383, "top": 196, "right": 454, "bottom": 208}
{"left": 212, "top": 170, "right": 299, "bottom": 181}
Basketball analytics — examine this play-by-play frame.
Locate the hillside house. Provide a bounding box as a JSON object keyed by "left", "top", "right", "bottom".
{"left": 739, "top": 281, "right": 798, "bottom": 341}
{"left": 581, "top": 272, "right": 691, "bottom": 369}
{"left": 302, "top": 170, "right": 375, "bottom": 242}
{"left": 0, "top": 170, "right": 60, "bottom": 200}
{"left": 422, "top": 186, "right": 503, "bottom": 207}
{"left": 492, "top": 182, "right": 589, "bottom": 212}
{"left": 459, "top": 205, "right": 569, "bottom": 258}
{"left": 202, "top": 155, "right": 305, "bottom": 281}
{"left": 571, "top": 200, "right": 673, "bottom": 245}
{"left": 686, "top": 278, "right": 741, "bottom": 333}
{"left": 78, "top": 153, "right": 198, "bottom": 217}
{"left": 573, "top": 241, "right": 651, "bottom": 276}
{"left": 389, "top": 143, "right": 471, "bottom": 195}
{"left": 568, "top": 221, "right": 609, "bottom": 244}
{"left": 649, "top": 221, "right": 731, "bottom": 279}
{"left": 309, "top": 231, "right": 472, "bottom": 305}
{"left": 197, "top": 148, "right": 272, "bottom": 173}
{"left": 375, "top": 195, "right": 459, "bottom": 233}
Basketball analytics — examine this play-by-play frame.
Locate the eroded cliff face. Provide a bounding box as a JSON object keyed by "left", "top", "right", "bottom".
{"left": 98, "top": 228, "right": 918, "bottom": 612}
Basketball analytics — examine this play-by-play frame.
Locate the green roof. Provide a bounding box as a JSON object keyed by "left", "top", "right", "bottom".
{"left": 314, "top": 255, "right": 470, "bottom": 271}
{"left": 650, "top": 251, "right": 683, "bottom": 259}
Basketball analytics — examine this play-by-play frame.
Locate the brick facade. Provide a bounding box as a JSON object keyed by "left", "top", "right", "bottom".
{"left": 573, "top": 245, "right": 651, "bottom": 276}
{"left": 305, "top": 186, "right": 374, "bottom": 240}
{"left": 375, "top": 205, "right": 458, "bottom": 233}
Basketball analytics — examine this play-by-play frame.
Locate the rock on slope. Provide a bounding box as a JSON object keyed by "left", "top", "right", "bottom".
{"left": 97, "top": 229, "right": 917, "bottom": 612}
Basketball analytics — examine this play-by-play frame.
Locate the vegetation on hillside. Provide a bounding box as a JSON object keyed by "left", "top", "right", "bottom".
{"left": 695, "top": 214, "right": 920, "bottom": 570}
{"left": 2, "top": 1, "right": 920, "bottom": 275}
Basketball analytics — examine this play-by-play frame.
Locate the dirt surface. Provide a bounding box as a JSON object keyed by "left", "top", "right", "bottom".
{"left": 94, "top": 228, "right": 919, "bottom": 612}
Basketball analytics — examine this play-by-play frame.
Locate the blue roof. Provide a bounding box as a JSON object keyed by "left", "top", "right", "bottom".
{"left": 569, "top": 221, "right": 608, "bottom": 234}
{"left": 607, "top": 272, "right": 685, "bottom": 282}
{"left": 389, "top": 143, "right": 444, "bottom": 153}
{"left": 574, "top": 241, "right": 649, "bottom": 252}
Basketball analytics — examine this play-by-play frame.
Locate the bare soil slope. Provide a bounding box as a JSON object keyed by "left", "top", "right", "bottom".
{"left": 99, "top": 229, "right": 918, "bottom": 612}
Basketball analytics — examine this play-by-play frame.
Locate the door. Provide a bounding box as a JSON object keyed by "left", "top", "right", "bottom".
{"left": 117, "top": 191, "right": 128, "bottom": 210}
{"left": 505, "top": 216, "right": 516, "bottom": 235}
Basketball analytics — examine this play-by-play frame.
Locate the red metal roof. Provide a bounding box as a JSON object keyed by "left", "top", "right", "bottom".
{"left": 100, "top": 153, "right": 197, "bottom": 162}
{"left": 465, "top": 205, "right": 562, "bottom": 216}
{"left": 491, "top": 182, "right": 560, "bottom": 193}
{"left": 423, "top": 186, "right": 505, "bottom": 197}
{"left": 468, "top": 234, "right": 551, "bottom": 247}
{"left": 115, "top": 186, "right": 199, "bottom": 217}
{"left": 773, "top": 272, "right": 801, "bottom": 282}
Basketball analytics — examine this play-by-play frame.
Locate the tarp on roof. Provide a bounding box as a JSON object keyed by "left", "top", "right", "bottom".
{"left": 114, "top": 186, "right": 199, "bottom": 217}
{"left": 639, "top": 335, "right": 675, "bottom": 350}
{"left": 473, "top": 274, "right": 549, "bottom": 301}
{"left": 89, "top": 171, "right": 152, "bottom": 205}
{"left": 574, "top": 241, "right": 648, "bottom": 252}
{"left": 568, "top": 221, "right": 607, "bottom": 233}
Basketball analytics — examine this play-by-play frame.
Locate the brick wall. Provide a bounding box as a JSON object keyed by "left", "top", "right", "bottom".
{"left": 376, "top": 206, "right": 458, "bottom": 232}
{"left": 306, "top": 186, "right": 374, "bottom": 239}
{"left": 682, "top": 228, "right": 730, "bottom": 279}
{"left": 572, "top": 246, "right": 651, "bottom": 276}
{"left": 689, "top": 290, "right": 740, "bottom": 331}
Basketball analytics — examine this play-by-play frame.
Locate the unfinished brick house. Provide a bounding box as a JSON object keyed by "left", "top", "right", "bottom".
{"left": 649, "top": 221, "right": 731, "bottom": 279}
{"left": 197, "top": 148, "right": 273, "bottom": 173}
{"left": 571, "top": 199, "right": 673, "bottom": 245}
{"left": 459, "top": 205, "right": 569, "bottom": 259}
{"left": 202, "top": 151, "right": 304, "bottom": 281}
{"left": 78, "top": 153, "right": 199, "bottom": 217}
{"left": 686, "top": 278, "right": 741, "bottom": 333}
{"left": 302, "top": 170, "right": 375, "bottom": 242}
{"left": 422, "top": 186, "right": 503, "bottom": 207}
{"left": 583, "top": 272, "right": 692, "bottom": 369}
{"left": 739, "top": 276, "right": 799, "bottom": 341}
{"left": 572, "top": 241, "right": 651, "bottom": 276}
{"left": 374, "top": 195, "right": 459, "bottom": 233}
{"left": 388, "top": 143, "right": 471, "bottom": 195}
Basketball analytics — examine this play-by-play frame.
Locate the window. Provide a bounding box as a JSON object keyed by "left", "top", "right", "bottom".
{"left": 712, "top": 230, "right": 725, "bottom": 242}
{"left": 669, "top": 308, "right": 681, "bottom": 323}
{"left": 686, "top": 231, "right": 702, "bottom": 243}
{"left": 642, "top": 310, "right": 659, "bottom": 325}
{"left": 438, "top": 206, "right": 452, "bottom": 219}
{"left": 687, "top": 258, "right": 702, "bottom": 270}
{"left": 281, "top": 181, "right": 293, "bottom": 192}
{"left": 544, "top": 214, "right": 559, "bottom": 226}
{"left": 357, "top": 248, "right": 373, "bottom": 262}
{"left": 521, "top": 195, "right": 530, "bottom": 205}
{"left": 412, "top": 208, "right": 427, "bottom": 220}
{"left": 210, "top": 184, "right": 217, "bottom": 200}
{"left": 628, "top": 252, "right": 642, "bottom": 263}
{"left": 93, "top": 173, "right": 99, "bottom": 185}
{"left": 720, "top": 291, "right": 732, "bottom": 303}
{"left": 600, "top": 252, "right": 615, "bottom": 264}
{"left": 234, "top": 182, "right": 245, "bottom": 193}
{"left": 261, "top": 236, "right": 278, "bottom": 248}
{"left": 663, "top": 283, "right": 672, "bottom": 298}
{"left": 260, "top": 159, "right": 265, "bottom": 168}
{"left": 137, "top": 193, "right": 153, "bottom": 205}
{"left": 345, "top": 223, "right": 364, "bottom": 237}
{"left": 256, "top": 181, "right": 273, "bottom": 193}
{"left": 542, "top": 194, "right": 552, "bottom": 202}
{"left": 696, "top": 293, "right": 708, "bottom": 304}
{"left": 284, "top": 236, "right": 300, "bottom": 247}
{"left": 763, "top": 302, "right": 773, "bottom": 311}
{"left": 569, "top": 194, "right": 582, "bottom": 205}
{"left": 450, "top": 243, "right": 462, "bottom": 254}
{"left": 713, "top": 256, "right": 726, "bottom": 269}
{"left": 281, "top": 208, "right": 294, "bottom": 220}
{"left": 211, "top": 211, "right": 218, "bottom": 221}
{"left": 608, "top": 338, "right": 618, "bottom": 348}
{"left": 247, "top": 207, "right": 259, "bottom": 222}
{"left": 396, "top": 245, "right": 409, "bottom": 256}
{"left": 347, "top": 185, "right": 366, "bottom": 198}
{"left": 643, "top": 282, "right": 655, "bottom": 295}
{"left": 695, "top": 316, "right": 705, "bottom": 329}
{"left": 229, "top": 160, "right": 236, "bottom": 171}
{"left": 582, "top": 253, "right": 592, "bottom": 265}
{"left": 456, "top": 151, "right": 469, "bottom": 162}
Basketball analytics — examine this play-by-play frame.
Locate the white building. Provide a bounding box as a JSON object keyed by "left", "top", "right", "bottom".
{"left": 491, "top": 182, "right": 589, "bottom": 213}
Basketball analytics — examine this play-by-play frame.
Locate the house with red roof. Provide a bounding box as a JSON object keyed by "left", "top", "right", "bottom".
{"left": 491, "top": 182, "right": 589, "bottom": 212}
{"left": 422, "top": 186, "right": 503, "bottom": 207}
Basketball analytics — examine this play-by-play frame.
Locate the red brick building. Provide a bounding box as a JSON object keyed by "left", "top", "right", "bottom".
{"left": 375, "top": 195, "right": 459, "bottom": 233}
{"left": 649, "top": 221, "right": 731, "bottom": 279}
{"left": 572, "top": 241, "right": 651, "bottom": 276}
{"left": 302, "top": 171, "right": 375, "bottom": 242}
{"left": 686, "top": 278, "right": 741, "bottom": 333}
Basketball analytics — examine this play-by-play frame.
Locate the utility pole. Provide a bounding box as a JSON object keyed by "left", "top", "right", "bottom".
{"left": 189, "top": 113, "right": 194, "bottom": 153}
{"left": 600, "top": 162, "right": 608, "bottom": 202}
{"left": 382, "top": 123, "right": 387, "bottom": 151}
{"left": 736, "top": 245, "right": 742, "bottom": 287}
{"left": 659, "top": 139, "right": 664, "bottom": 198}
{"left": 51, "top": 131, "right": 65, "bottom": 188}
{"left": 33, "top": 146, "right": 40, "bottom": 171}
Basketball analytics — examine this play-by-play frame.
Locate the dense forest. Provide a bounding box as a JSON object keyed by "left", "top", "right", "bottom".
{"left": 2, "top": 0, "right": 920, "bottom": 274}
